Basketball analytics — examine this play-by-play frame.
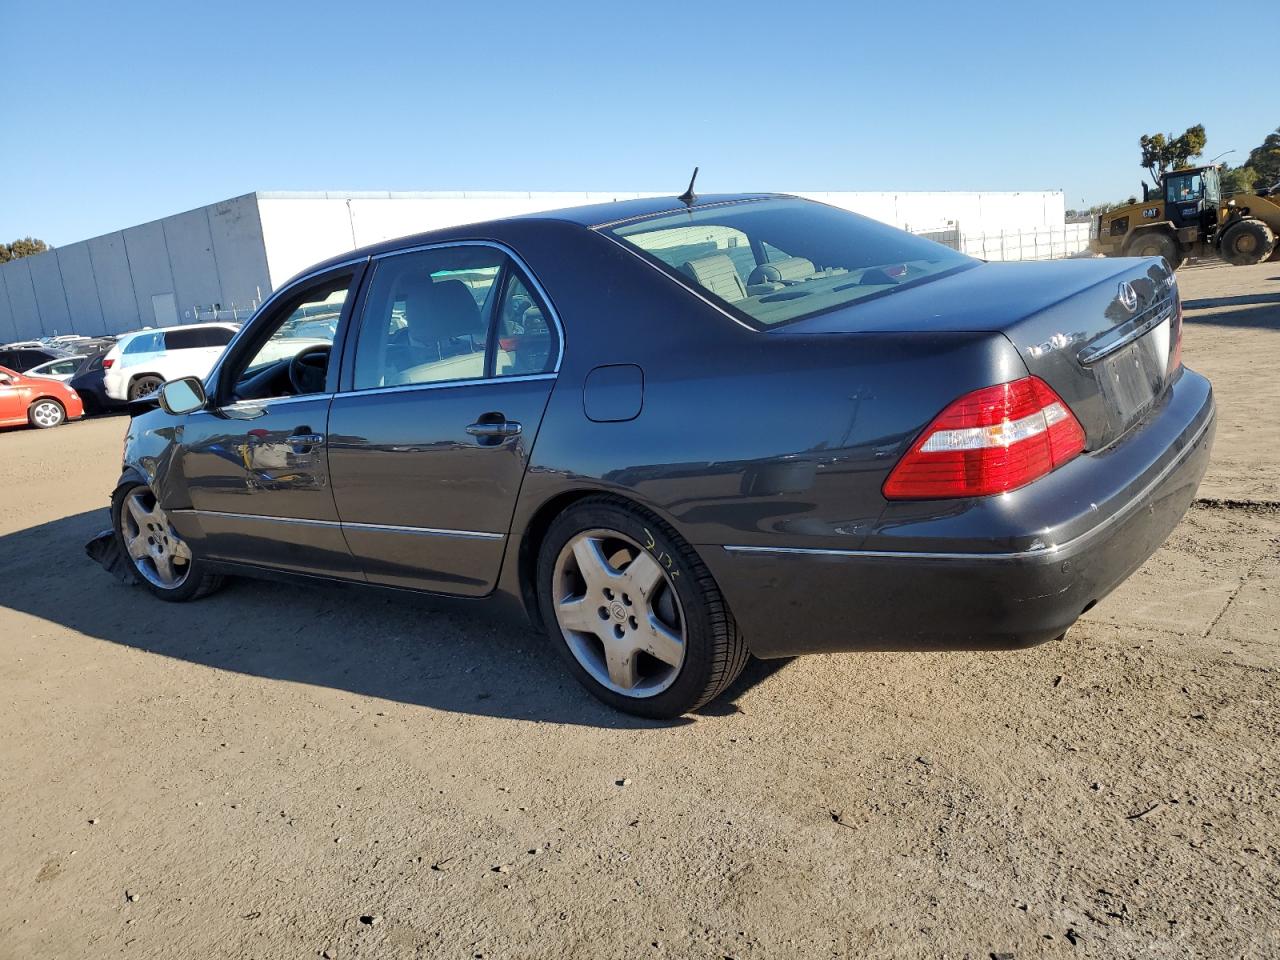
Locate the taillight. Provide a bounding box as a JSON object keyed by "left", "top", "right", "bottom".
{"left": 883, "top": 376, "right": 1086, "bottom": 500}
{"left": 102, "top": 358, "right": 114, "bottom": 369}
{"left": 1169, "top": 296, "right": 1183, "bottom": 374}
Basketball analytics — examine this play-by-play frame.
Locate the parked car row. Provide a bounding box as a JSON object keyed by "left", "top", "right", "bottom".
{"left": 0, "top": 321, "right": 246, "bottom": 431}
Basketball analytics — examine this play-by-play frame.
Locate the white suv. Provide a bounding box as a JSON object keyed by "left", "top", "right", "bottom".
{"left": 102, "top": 323, "right": 239, "bottom": 401}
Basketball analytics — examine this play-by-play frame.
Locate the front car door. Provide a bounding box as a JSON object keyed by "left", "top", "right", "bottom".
{"left": 327, "top": 242, "right": 561, "bottom": 595}
{"left": 165, "top": 262, "right": 366, "bottom": 578}
{"left": 1164, "top": 170, "right": 1206, "bottom": 231}
{"left": 0, "top": 366, "right": 26, "bottom": 424}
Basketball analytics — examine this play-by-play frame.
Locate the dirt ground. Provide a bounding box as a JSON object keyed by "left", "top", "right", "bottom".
{"left": 0, "top": 260, "right": 1277, "bottom": 960}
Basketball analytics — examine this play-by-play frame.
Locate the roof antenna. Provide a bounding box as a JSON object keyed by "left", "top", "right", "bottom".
{"left": 678, "top": 166, "right": 699, "bottom": 206}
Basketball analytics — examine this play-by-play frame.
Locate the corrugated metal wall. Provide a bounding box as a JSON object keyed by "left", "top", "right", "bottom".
{"left": 0, "top": 194, "right": 271, "bottom": 341}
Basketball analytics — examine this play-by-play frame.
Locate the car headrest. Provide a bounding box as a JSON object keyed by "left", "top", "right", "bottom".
{"left": 427, "top": 278, "right": 484, "bottom": 340}
{"left": 748, "top": 257, "right": 817, "bottom": 286}
{"left": 399, "top": 276, "right": 483, "bottom": 342}
{"left": 681, "top": 254, "right": 748, "bottom": 303}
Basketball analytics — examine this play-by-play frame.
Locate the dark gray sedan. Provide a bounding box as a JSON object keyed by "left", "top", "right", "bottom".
{"left": 108, "top": 194, "right": 1215, "bottom": 717}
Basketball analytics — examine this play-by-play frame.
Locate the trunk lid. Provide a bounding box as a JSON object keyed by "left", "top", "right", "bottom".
{"left": 778, "top": 257, "right": 1179, "bottom": 449}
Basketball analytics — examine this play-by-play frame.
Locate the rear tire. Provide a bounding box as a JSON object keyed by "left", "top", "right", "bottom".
{"left": 1219, "top": 219, "right": 1276, "bottom": 266}
{"left": 536, "top": 496, "right": 748, "bottom": 719}
{"left": 112, "top": 481, "right": 225, "bottom": 602}
{"left": 1125, "top": 230, "right": 1183, "bottom": 270}
{"left": 128, "top": 375, "right": 163, "bottom": 401}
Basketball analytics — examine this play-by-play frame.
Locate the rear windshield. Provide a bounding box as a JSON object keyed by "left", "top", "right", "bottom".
{"left": 603, "top": 198, "right": 975, "bottom": 329}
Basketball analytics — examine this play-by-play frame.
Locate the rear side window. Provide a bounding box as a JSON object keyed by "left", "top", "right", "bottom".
{"left": 123, "top": 332, "right": 164, "bottom": 355}
{"left": 202, "top": 326, "right": 235, "bottom": 347}
{"left": 352, "top": 246, "right": 557, "bottom": 390}
{"left": 605, "top": 198, "right": 974, "bottom": 329}
{"left": 164, "top": 329, "right": 203, "bottom": 350}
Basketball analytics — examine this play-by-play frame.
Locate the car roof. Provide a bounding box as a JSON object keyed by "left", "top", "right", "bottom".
{"left": 116, "top": 322, "right": 237, "bottom": 340}
{"left": 294, "top": 193, "right": 790, "bottom": 282}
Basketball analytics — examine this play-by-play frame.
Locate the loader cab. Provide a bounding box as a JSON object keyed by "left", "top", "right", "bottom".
{"left": 1161, "top": 166, "right": 1220, "bottom": 234}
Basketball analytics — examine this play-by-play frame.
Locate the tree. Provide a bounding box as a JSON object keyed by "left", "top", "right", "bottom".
{"left": 1220, "top": 165, "right": 1259, "bottom": 196}
{"left": 0, "top": 237, "right": 50, "bottom": 264}
{"left": 1139, "top": 124, "right": 1207, "bottom": 183}
{"left": 1245, "top": 127, "right": 1280, "bottom": 186}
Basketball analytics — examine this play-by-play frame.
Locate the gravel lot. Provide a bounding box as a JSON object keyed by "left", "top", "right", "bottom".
{"left": 1, "top": 260, "right": 1277, "bottom": 960}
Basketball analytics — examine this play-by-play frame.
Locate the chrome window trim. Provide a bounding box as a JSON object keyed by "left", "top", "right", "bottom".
{"left": 191, "top": 392, "right": 337, "bottom": 417}
{"left": 339, "top": 372, "right": 556, "bottom": 400}
{"left": 722, "top": 412, "right": 1212, "bottom": 562}
{"left": 172, "top": 508, "right": 504, "bottom": 540}
{"left": 364, "top": 238, "right": 565, "bottom": 377}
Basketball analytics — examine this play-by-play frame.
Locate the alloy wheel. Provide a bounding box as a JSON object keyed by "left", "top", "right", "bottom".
{"left": 30, "top": 401, "right": 64, "bottom": 428}
{"left": 119, "top": 488, "right": 193, "bottom": 589}
{"left": 551, "top": 528, "right": 686, "bottom": 698}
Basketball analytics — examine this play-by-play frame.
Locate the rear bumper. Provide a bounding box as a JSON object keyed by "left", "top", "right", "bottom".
{"left": 704, "top": 370, "right": 1215, "bottom": 657}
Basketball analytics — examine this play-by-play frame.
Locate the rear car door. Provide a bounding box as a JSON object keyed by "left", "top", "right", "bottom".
{"left": 327, "top": 242, "right": 561, "bottom": 595}
{"left": 169, "top": 264, "right": 365, "bottom": 578}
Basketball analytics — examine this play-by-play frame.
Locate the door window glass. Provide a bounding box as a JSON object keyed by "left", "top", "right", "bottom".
{"left": 240, "top": 282, "right": 347, "bottom": 380}
{"left": 493, "top": 273, "right": 558, "bottom": 377}
{"left": 164, "top": 328, "right": 204, "bottom": 350}
{"left": 202, "top": 326, "right": 236, "bottom": 347}
{"left": 41, "top": 359, "right": 80, "bottom": 376}
{"left": 353, "top": 247, "right": 504, "bottom": 389}
{"left": 1165, "top": 172, "right": 1203, "bottom": 203}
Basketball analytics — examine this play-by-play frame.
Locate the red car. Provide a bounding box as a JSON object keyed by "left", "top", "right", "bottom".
{"left": 0, "top": 364, "right": 85, "bottom": 430}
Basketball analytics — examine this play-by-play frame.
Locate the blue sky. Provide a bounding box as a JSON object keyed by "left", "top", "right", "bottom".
{"left": 2, "top": 0, "right": 1274, "bottom": 246}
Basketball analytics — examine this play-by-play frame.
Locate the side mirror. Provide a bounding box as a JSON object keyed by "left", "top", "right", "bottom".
{"left": 159, "top": 376, "right": 207, "bottom": 415}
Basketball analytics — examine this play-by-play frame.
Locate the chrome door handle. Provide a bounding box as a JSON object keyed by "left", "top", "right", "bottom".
{"left": 465, "top": 421, "right": 522, "bottom": 438}
{"left": 286, "top": 432, "right": 325, "bottom": 450}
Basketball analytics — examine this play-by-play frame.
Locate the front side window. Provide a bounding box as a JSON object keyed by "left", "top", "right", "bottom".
{"left": 353, "top": 246, "right": 556, "bottom": 390}
{"left": 604, "top": 198, "right": 976, "bottom": 329}
{"left": 241, "top": 282, "right": 348, "bottom": 378}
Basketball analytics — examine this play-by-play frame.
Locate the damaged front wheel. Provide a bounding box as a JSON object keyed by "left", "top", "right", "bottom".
{"left": 110, "top": 482, "right": 224, "bottom": 602}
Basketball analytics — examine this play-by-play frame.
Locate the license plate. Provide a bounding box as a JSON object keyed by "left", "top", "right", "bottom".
{"left": 1096, "top": 316, "right": 1170, "bottom": 427}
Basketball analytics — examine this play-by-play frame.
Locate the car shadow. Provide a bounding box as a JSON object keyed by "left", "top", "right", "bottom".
{"left": 1181, "top": 292, "right": 1280, "bottom": 311}
{"left": 1182, "top": 296, "right": 1280, "bottom": 331}
{"left": 0, "top": 509, "right": 790, "bottom": 729}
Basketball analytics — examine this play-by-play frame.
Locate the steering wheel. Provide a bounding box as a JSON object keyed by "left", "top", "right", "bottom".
{"left": 288, "top": 344, "right": 331, "bottom": 395}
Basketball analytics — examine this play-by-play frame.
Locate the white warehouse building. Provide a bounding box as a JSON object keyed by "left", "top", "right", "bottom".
{"left": 0, "top": 189, "right": 1068, "bottom": 342}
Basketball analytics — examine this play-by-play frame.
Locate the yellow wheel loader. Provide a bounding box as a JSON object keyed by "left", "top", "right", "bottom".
{"left": 1090, "top": 164, "right": 1280, "bottom": 269}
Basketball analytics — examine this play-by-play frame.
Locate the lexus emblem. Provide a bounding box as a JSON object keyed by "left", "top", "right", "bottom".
{"left": 1117, "top": 281, "right": 1138, "bottom": 314}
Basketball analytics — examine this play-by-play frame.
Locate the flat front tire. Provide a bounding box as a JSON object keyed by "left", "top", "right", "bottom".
{"left": 537, "top": 496, "right": 748, "bottom": 718}
{"left": 112, "top": 482, "right": 224, "bottom": 602}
